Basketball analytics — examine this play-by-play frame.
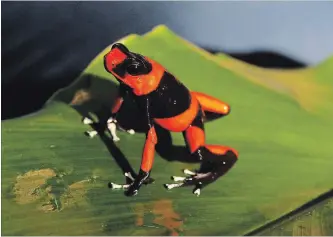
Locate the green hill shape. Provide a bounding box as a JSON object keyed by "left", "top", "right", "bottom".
{"left": 2, "top": 25, "right": 333, "bottom": 235}
{"left": 214, "top": 51, "right": 333, "bottom": 116}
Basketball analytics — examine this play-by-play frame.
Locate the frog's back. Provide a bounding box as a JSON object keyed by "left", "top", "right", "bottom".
{"left": 147, "top": 71, "right": 192, "bottom": 119}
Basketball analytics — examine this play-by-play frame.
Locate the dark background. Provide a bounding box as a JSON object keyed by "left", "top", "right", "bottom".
{"left": 2, "top": 2, "right": 332, "bottom": 120}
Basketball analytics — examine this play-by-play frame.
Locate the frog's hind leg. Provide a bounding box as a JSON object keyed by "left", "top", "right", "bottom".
{"left": 191, "top": 91, "right": 230, "bottom": 122}
{"left": 164, "top": 109, "right": 238, "bottom": 195}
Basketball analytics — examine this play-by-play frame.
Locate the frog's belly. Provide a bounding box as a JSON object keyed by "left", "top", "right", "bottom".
{"left": 154, "top": 97, "right": 199, "bottom": 132}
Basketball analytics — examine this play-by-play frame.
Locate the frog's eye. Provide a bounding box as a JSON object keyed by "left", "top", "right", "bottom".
{"left": 126, "top": 57, "right": 152, "bottom": 76}
{"left": 127, "top": 63, "right": 141, "bottom": 75}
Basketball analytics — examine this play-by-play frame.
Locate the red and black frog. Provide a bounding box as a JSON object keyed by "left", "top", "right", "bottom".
{"left": 104, "top": 43, "right": 239, "bottom": 197}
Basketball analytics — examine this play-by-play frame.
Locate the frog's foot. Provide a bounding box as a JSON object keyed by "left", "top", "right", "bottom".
{"left": 164, "top": 169, "right": 205, "bottom": 197}
{"left": 108, "top": 172, "right": 154, "bottom": 191}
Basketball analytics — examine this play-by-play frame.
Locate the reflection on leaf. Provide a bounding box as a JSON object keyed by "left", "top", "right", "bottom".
{"left": 134, "top": 199, "right": 183, "bottom": 236}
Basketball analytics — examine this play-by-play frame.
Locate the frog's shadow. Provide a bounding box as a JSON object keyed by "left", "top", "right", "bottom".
{"left": 53, "top": 73, "right": 223, "bottom": 175}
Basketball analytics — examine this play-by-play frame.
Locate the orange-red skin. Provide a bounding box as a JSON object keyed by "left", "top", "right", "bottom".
{"left": 104, "top": 47, "right": 238, "bottom": 173}
{"left": 184, "top": 125, "right": 205, "bottom": 153}
{"left": 206, "top": 145, "right": 239, "bottom": 157}
{"left": 141, "top": 126, "right": 158, "bottom": 172}
{"left": 154, "top": 95, "right": 200, "bottom": 132}
{"left": 191, "top": 91, "right": 230, "bottom": 115}
{"left": 105, "top": 49, "right": 165, "bottom": 96}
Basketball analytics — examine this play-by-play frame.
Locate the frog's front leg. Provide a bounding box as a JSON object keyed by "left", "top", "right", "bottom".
{"left": 104, "top": 83, "right": 136, "bottom": 141}
{"left": 106, "top": 117, "right": 136, "bottom": 142}
{"left": 124, "top": 125, "right": 157, "bottom": 196}
{"left": 106, "top": 117, "right": 120, "bottom": 142}
{"left": 124, "top": 97, "right": 157, "bottom": 197}
{"left": 81, "top": 116, "right": 135, "bottom": 142}
{"left": 108, "top": 117, "right": 135, "bottom": 136}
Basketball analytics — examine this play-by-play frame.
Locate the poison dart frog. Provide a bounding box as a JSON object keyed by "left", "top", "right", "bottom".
{"left": 104, "top": 43, "right": 239, "bottom": 197}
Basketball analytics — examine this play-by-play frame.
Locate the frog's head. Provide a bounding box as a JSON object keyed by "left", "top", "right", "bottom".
{"left": 104, "top": 43, "right": 152, "bottom": 80}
